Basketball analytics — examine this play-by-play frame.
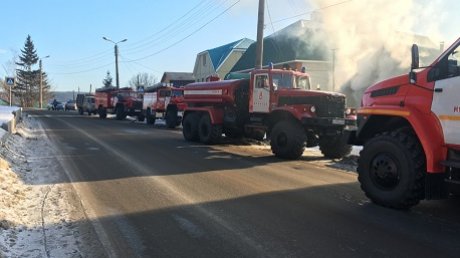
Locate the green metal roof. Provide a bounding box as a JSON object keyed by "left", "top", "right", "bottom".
{"left": 231, "top": 20, "right": 329, "bottom": 72}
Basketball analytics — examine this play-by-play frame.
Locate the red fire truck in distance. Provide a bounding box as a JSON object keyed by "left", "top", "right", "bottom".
{"left": 95, "top": 87, "right": 143, "bottom": 120}
{"left": 142, "top": 85, "right": 186, "bottom": 128}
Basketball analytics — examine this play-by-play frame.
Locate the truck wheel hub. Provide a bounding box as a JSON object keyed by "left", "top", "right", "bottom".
{"left": 370, "top": 153, "right": 400, "bottom": 190}
{"left": 276, "top": 133, "right": 288, "bottom": 147}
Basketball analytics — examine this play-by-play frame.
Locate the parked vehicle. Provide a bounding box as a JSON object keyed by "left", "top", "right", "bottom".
{"left": 47, "top": 99, "right": 64, "bottom": 111}
{"left": 142, "top": 86, "right": 186, "bottom": 128}
{"left": 182, "top": 67, "right": 355, "bottom": 160}
{"left": 54, "top": 102, "right": 65, "bottom": 111}
{"left": 65, "top": 100, "right": 77, "bottom": 111}
{"left": 95, "top": 87, "right": 143, "bottom": 120}
{"left": 76, "top": 94, "right": 97, "bottom": 115}
{"left": 349, "top": 38, "right": 460, "bottom": 209}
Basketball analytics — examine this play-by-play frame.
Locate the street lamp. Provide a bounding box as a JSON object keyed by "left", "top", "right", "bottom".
{"left": 39, "top": 55, "right": 50, "bottom": 109}
{"left": 102, "top": 37, "right": 127, "bottom": 88}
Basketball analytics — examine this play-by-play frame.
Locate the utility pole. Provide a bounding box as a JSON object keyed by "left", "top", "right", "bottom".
{"left": 103, "top": 37, "right": 127, "bottom": 89}
{"left": 39, "top": 59, "right": 43, "bottom": 108}
{"left": 255, "top": 0, "right": 265, "bottom": 69}
{"left": 331, "top": 49, "right": 336, "bottom": 91}
{"left": 115, "top": 44, "right": 120, "bottom": 88}
{"left": 9, "top": 81, "right": 12, "bottom": 107}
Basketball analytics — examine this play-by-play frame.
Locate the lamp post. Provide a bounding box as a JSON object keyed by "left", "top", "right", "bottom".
{"left": 102, "top": 37, "right": 127, "bottom": 88}
{"left": 39, "top": 55, "right": 50, "bottom": 109}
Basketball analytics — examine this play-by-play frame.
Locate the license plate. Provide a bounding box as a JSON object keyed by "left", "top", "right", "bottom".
{"left": 332, "top": 118, "right": 345, "bottom": 125}
{"left": 134, "top": 109, "right": 141, "bottom": 112}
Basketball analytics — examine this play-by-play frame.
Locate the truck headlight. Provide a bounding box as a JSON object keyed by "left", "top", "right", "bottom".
{"left": 310, "top": 106, "right": 316, "bottom": 113}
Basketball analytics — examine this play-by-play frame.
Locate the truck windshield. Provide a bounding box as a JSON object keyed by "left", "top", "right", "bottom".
{"left": 119, "top": 91, "right": 136, "bottom": 98}
{"left": 294, "top": 76, "right": 310, "bottom": 90}
{"left": 272, "top": 73, "right": 310, "bottom": 90}
{"left": 172, "top": 90, "right": 183, "bottom": 97}
{"left": 272, "top": 74, "right": 293, "bottom": 89}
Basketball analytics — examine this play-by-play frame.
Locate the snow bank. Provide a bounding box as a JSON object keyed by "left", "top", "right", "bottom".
{"left": 0, "top": 106, "right": 19, "bottom": 126}
{"left": 0, "top": 106, "right": 20, "bottom": 140}
{"left": 0, "top": 113, "right": 102, "bottom": 257}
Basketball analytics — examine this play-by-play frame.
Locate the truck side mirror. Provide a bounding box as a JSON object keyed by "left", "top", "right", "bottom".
{"left": 409, "top": 71, "right": 417, "bottom": 84}
{"left": 411, "top": 44, "right": 419, "bottom": 69}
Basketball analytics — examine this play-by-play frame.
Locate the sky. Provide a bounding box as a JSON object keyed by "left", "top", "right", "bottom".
{"left": 1, "top": 0, "right": 459, "bottom": 92}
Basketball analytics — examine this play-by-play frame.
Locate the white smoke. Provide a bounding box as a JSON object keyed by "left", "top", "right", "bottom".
{"left": 306, "top": 0, "right": 447, "bottom": 105}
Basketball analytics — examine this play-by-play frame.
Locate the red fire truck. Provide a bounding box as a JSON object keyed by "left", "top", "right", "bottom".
{"left": 142, "top": 86, "right": 186, "bottom": 128}
{"left": 95, "top": 87, "right": 143, "bottom": 120}
{"left": 350, "top": 38, "right": 460, "bottom": 209}
{"left": 182, "top": 67, "right": 355, "bottom": 160}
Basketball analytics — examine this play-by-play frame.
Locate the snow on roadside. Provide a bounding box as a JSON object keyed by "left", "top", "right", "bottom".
{"left": 0, "top": 114, "right": 102, "bottom": 257}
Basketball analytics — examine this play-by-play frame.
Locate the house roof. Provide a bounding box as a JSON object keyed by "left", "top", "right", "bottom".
{"left": 205, "top": 38, "right": 255, "bottom": 70}
{"left": 160, "top": 72, "right": 195, "bottom": 82}
{"left": 231, "top": 20, "right": 329, "bottom": 72}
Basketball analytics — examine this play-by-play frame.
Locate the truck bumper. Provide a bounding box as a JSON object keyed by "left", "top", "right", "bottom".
{"left": 301, "top": 117, "right": 356, "bottom": 128}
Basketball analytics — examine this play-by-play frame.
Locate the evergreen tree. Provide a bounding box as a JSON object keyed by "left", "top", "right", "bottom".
{"left": 102, "top": 71, "right": 113, "bottom": 88}
{"left": 15, "top": 35, "right": 40, "bottom": 107}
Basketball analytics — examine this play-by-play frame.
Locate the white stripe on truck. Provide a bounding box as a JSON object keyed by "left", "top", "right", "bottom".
{"left": 184, "top": 89, "right": 222, "bottom": 95}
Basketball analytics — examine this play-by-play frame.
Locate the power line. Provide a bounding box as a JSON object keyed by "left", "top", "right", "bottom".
{"left": 123, "top": 0, "right": 230, "bottom": 56}
{"left": 48, "top": 0, "right": 230, "bottom": 75}
{"left": 120, "top": 55, "right": 160, "bottom": 72}
{"left": 53, "top": 50, "right": 111, "bottom": 66}
{"left": 272, "top": 0, "right": 353, "bottom": 24}
{"left": 52, "top": 62, "right": 113, "bottom": 75}
{"left": 125, "top": 0, "right": 211, "bottom": 51}
{"left": 125, "top": 0, "right": 240, "bottom": 62}
{"left": 266, "top": 0, "right": 276, "bottom": 33}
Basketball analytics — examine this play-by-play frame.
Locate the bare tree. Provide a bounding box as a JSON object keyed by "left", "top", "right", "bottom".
{"left": 128, "top": 73, "right": 157, "bottom": 89}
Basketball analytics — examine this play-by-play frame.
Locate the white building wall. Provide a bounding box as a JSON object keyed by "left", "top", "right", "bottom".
{"left": 193, "top": 53, "right": 215, "bottom": 82}
{"left": 301, "top": 61, "right": 332, "bottom": 91}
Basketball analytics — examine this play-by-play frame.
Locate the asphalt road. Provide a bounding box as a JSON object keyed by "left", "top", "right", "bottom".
{"left": 28, "top": 110, "right": 460, "bottom": 257}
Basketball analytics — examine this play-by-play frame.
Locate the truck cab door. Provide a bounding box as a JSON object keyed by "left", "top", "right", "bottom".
{"left": 250, "top": 73, "right": 270, "bottom": 113}
{"left": 165, "top": 90, "right": 172, "bottom": 107}
{"left": 431, "top": 43, "right": 460, "bottom": 146}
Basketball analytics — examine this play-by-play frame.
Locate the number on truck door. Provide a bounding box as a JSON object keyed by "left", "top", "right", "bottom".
{"left": 251, "top": 74, "right": 270, "bottom": 113}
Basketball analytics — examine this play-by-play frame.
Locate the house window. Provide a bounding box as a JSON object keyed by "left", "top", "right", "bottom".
{"left": 202, "top": 54, "right": 206, "bottom": 66}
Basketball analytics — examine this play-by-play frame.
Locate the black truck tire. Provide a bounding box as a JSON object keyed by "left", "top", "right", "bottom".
{"left": 357, "top": 131, "right": 425, "bottom": 209}
{"left": 78, "top": 108, "right": 84, "bottom": 115}
{"left": 319, "top": 134, "right": 352, "bottom": 159}
{"left": 115, "top": 106, "right": 126, "bottom": 120}
{"left": 146, "top": 109, "right": 155, "bottom": 125}
{"left": 270, "top": 120, "right": 306, "bottom": 159}
{"left": 166, "top": 109, "right": 178, "bottom": 129}
{"left": 183, "top": 113, "right": 200, "bottom": 141}
{"left": 137, "top": 114, "right": 145, "bottom": 122}
{"left": 198, "top": 114, "right": 222, "bottom": 144}
{"left": 98, "top": 107, "right": 107, "bottom": 119}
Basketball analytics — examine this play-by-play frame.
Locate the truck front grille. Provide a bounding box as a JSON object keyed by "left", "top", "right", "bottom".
{"left": 278, "top": 95, "right": 345, "bottom": 118}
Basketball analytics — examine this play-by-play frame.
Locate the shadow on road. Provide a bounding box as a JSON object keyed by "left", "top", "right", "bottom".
{"left": 7, "top": 182, "right": 460, "bottom": 257}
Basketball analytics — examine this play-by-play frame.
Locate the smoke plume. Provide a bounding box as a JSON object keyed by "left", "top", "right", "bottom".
{"left": 306, "top": 0, "right": 445, "bottom": 106}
